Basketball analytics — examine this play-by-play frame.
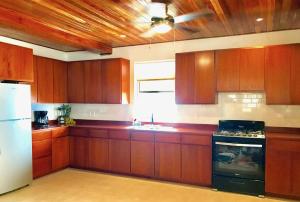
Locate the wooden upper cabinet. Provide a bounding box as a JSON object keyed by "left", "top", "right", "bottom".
{"left": 176, "top": 51, "right": 216, "bottom": 104}
{"left": 53, "top": 60, "right": 68, "bottom": 103}
{"left": 216, "top": 49, "right": 240, "bottom": 92}
{"left": 84, "top": 60, "right": 102, "bottom": 103}
{"left": 175, "top": 52, "right": 195, "bottom": 104}
{"left": 0, "top": 42, "right": 33, "bottom": 82}
{"left": 265, "top": 45, "right": 292, "bottom": 105}
{"left": 291, "top": 44, "right": 300, "bottom": 105}
{"left": 239, "top": 48, "right": 265, "bottom": 91}
{"left": 36, "top": 56, "right": 54, "bottom": 103}
{"left": 68, "top": 62, "right": 85, "bottom": 103}
{"left": 102, "top": 58, "right": 130, "bottom": 104}
{"left": 194, "top": 51, "right": 216, "bottom": 104}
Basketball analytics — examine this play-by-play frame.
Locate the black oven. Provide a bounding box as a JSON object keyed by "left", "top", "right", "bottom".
{"left": 212, "top": 120, "right": 266, "bottom": 196}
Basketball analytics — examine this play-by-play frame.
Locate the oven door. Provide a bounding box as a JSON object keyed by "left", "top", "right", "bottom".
{"left": 213, "top": 136, "right": 265, "bottom": 180}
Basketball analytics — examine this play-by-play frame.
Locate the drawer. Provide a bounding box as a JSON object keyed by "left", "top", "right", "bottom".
{"left": 89, "top": 129, "right": 108, "bottom": 138}
{"left": 131, "top": 131, "right": 154, "bottom": 142}
{"left": 32, "top": 139, "right": 52, "bottom": 159}
{"left": 181, "top": 134, "right": 211, "bottom": 146}
{"left": 32, "top": 130, "right": 52, "bottom": 141}
{"left": 155, "top": 132, "right": 180, "bottom": 143}
{"left": 267, "top": 138, "right": 300, "bottom": 153}
{"left": 69, "top": 127, "right": 88, "bottom": 137}
{"left": 109, "top": 130, "right": 130, "bottom": 140}
{"left": 52, "top": 127, "right": 69, "bottom": 138}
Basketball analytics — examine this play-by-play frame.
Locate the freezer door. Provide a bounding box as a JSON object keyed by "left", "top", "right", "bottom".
{"left": 0, "top": 119, "right": 32, "bottom": 194}
{"left": 0, "top": 83, "right": 31, "bottom": 121}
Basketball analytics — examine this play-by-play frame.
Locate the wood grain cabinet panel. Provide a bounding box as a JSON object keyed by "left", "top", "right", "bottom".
{"left": 216, "top": 49, "right": 240, "bottom": 92}
{"left": 239, "top": 48, "right": 265, "bottom": 91}
{"left": 265, "top": 45, "right": 292, "bottom": 104}
{"left": 53, "top": 60, "right": 68, "bottom": 103}
{"left": 68, "top": 62, "right": 85, "bottom": 103}
{"left": 131, "top": 141, "right": 154, "bottom": 177}
{"left": 194, "top": 51, "right": 216, "bottom": 103}
{"left": 33, "top": 156, "right": 52, "bottom": 179}
{"left": 0, "top": 42, "right": 33, "bottom": 82}
{"left": 36, "top": 56, "right": 54, "bottom": 103}
{"left": 102, "top": 59, "right": 130, "bottom": 104}
{"left": 155, "top": 142, "right": 181, "bottom": 181}
{"left": 69, "top": 136, "right": 88, "bottom": 168}
{"left": 88, "top": 138, "right": 109, "bottom": 170}
{"left": 266, "top": 134, "right": 300, "bottom": 198}
{"left": 30, "top": 56, "right": 38, "bottom": 102}
{"left": 109, "top": 139, "right": 131, "bottom": 174}
{"left": 175, "top": 52, "right": 195, "bottom": 104}
{"left": 291, "top": 45, "right": 300, "bottom": 104}
{"left": 52, "top": 136, "right": 69, "bottom": 171}
{"left": 181, "top": 145, "right": 211, "bottom": 185}
{"left": 84, "top": 60, "right": 102, "bottom": 103}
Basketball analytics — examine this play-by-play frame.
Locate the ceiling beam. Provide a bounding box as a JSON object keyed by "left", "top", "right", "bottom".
{"left": 0, "top": 6, "right": 112, "bottom": 54}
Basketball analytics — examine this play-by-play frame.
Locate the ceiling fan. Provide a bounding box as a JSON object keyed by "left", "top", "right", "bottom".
{"left": 137, "top": 0, "right": 214, "bottom": 38}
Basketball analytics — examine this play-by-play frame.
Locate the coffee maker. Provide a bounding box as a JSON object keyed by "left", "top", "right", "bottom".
{"left": 33, "top": 111, "right": 49, "bottom": 129}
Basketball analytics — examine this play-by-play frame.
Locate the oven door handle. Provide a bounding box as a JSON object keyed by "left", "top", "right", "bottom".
{"left": 215, "top": 142, "right": 263, "bottom": 148}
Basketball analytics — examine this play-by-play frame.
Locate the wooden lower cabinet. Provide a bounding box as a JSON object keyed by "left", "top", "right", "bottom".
{"left": 181, "top": 145, "right": 212, "bottom": 185}
{"left": 155, "top": 142, "right": 181, "bottom": 181}
{"left": 109, "top": 139, "right": 131, "bottom": 174}
{"left": 266, "top": 134, "right": 300, "bottom": 198}
{"left": 88, "top": 137, "right": 109, "bottom": 170}
{"left": 70, "top": 136, "right": 88, "bottom": 168}
{"left": 131, "top": 141, "right": 154, "bottom": 177}
{"left": 52, "top": 136, "right": 70, "bottom": 171}
{"left": 33, "top": 156, "right": 52, "bottom": 178}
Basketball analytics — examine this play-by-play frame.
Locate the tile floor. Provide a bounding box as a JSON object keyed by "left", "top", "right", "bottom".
{"left": 0, "top": 169, "right": 292, "bottom": 202}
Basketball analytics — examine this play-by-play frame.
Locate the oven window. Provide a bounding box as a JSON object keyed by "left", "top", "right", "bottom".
{"left": 213, "top": 142, "right": 264, "bottom": 179}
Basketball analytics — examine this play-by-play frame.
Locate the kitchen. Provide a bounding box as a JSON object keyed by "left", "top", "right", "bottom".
{"left": 0, "top": 0, "right": 299, "bottom": 202}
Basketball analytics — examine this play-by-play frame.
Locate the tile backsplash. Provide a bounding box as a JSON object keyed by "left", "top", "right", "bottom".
{"left": 33, "top": 93, "right": 300, "bottom": 128}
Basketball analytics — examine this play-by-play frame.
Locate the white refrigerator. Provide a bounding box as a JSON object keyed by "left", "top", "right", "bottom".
{"left": 0, "top": 83, "right": 32, "bottom": 194}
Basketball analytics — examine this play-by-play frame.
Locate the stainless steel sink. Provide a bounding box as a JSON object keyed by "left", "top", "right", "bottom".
{"left": 127, "top": 124, "right": 177, "bottom": 131}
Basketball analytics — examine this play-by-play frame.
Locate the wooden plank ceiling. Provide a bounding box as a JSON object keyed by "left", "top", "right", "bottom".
{"left": 0, "top": 0, "right": 299, "bottom": 53}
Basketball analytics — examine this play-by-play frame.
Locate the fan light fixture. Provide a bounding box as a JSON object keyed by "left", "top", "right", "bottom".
{"left": 152, "top": 21, "right": 172, "bottom": 34}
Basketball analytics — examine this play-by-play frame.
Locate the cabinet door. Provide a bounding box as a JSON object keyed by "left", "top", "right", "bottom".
{"left": 53, "top": 60, "right": 68, "bottom": 103}
{"left": 265, "top": 45, "right": 292, "bottom": 104}
{"left": 69, "top": 136, "right": 88, "bottom": 168}
{"left": 102, "top": 59, "right": 122, "bottom": 104}
{"left": 0, "top": 42, "right": 33, "bottom": 82}
{"left": 155, "top": 142, "right": 181, "bottom": 181}
{"left": 291, "top": 45, "right": 300, "bottom": 104}
{"left": 32, "top": 139, "right": 52, "bottom": 159}
{"left": 88, "top": 138, "right": 109, "bottom": 170}
{"left": 181, "top": 145, "right": 211, "bottom": 185}
{"left": 52, "top": 136, "right": 70, "bottom": 171}
{"left": 194, "top": 51, "right": 216, "bottom": 104}
{"left": 239, "top": 48, "right": 265, "bottom": 91}
{"left": 291, "top": 153, "right": 300, "bottom": 197}
{"left": 33, "top": 156, "right": 52, "bottom": 179}
{"left": 175, "top": 52, "right": 195, "bottom": 104}
{"left": 109, "top": 139, "right": 130, "bottom": 174}
{"left": 36, "top": 56, "right": 54, "bottom": 103}
{"left": 84, "top": 60, "right": 102, "bottom": 103}
{"left": 68, "top": 62, "right": 85, "bottom": 103}
{"left": 131, "top": 141, "right": 154, "bottom": 177}
{"left": 216, "top": 49, "right": 240, "bottom": 92}
{"left": 266, "top": 149, "right": 291, "bottom": 195}
{"left": 30, "top": 56, "right": 38, "bottom": 103}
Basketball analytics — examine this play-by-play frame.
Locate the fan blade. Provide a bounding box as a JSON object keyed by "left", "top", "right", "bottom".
{"left": 151, "top": 0, "right": 172, "bottom": 4}
{"left": 174, "top": 8, "right": 214, "bottom": 24}
{"left": 174, "top": 24, "right": 201, "bottom": 33}
{"left": 140, "top": 28, "right": 156, "bottom": 38}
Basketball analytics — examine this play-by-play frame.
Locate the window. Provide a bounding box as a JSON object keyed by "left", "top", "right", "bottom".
{"left": 133, "top": 60, "right": 176, "bottom": 122}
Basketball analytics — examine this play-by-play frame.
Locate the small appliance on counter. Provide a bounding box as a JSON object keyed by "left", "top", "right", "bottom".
{"left": 33, "top": 111, "right": 49, "bottom": 129}
{"left": 212, "top": 120, "right": 266, "bottom": 196}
